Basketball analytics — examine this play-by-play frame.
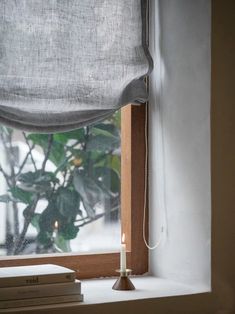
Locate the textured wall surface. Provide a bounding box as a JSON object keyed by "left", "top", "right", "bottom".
{"left": 149, "top": 0, "right": 211, "bottom": 286}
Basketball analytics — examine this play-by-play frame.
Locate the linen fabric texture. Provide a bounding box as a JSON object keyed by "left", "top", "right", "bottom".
{"left": 0, "top": 0, "right": 152, "bottom": 132}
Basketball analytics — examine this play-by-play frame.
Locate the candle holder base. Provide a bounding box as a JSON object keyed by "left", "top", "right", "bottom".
{"left": 112, "top": 269, "right": 135, "bottom": 291}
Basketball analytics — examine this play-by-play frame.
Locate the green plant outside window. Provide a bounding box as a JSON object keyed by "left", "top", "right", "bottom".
{"left": 0, "top": 111, "right": 121, "bottom": 255}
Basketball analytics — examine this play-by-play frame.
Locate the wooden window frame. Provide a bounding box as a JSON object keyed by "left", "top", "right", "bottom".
{"left": 0, "top": 104, "right": 148, "bottom": 279}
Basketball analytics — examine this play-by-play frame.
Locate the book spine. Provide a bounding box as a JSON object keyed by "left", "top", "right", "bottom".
{"left": 0, "top": 281, "right": 81, "bottom": 301}
{"left": 0, "top": 294, "right": 84, "bottom": 309}
{"left": 0, "top": 272, "right": 76, "bottom": 288}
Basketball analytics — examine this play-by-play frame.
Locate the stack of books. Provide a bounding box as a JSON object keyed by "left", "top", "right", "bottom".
{"left": 0, "top": 264, "right": 83, "bottom": 309}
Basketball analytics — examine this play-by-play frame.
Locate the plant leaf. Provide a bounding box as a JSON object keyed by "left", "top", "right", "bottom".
{"left": 38, "top": 201, "right": 57, "bottom": 233}
{"left": 55, "top": 234, "right": 71, "bottom": 252}
{"left": 31, "top": 213, "right": 41, "bottom": 232}
{"left": 27, "top": 134, "right": 66, "bottom": 167}
{"left": 60, "top": 223, "right": 79, "bottom": 240}
{"left": 56, "top": 187, "right": 80, "bottom": 217}
{"left": 86, "top": 135, "right": 119, "bottom": 152}
{"left": 73, "top": 170, "right": 105, "bottom": 218}
{"left": 54, "top": 129, "right": 85, "bottom": 143}
{"left": 91, "top": 123, "right": 119, "bottom": 139}
{"left": 17, "top": 171, "right": 58, "bottom": 193}
{"left": 10, "top": 187, "right": 33, "bottom": 204}
{"left": 48, "top": 142, "right": 66, "bottom": 166}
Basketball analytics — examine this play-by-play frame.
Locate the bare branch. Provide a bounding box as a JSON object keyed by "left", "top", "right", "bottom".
{"left": 23, "top": 132, "right": 37, "bottom": 171}
{"left": 0, "top": 131, "right": 15, "bottom": 183}
{"left": 12, "top": 202, "right": 20, "bottom": 239}
{"left": 13, "top": 195, "right": 40, "bottom": 255}
{"left": 0, "top": 164, "right": 11, "bottom": 187}
{"left": 41, "top": 134, "right": 53, "bottom": 172}
{"left": 62, "top": 168, "right": 68, "bottom": 187}
{"left": 16, "top": 143, "right": 36, "bottom": 177}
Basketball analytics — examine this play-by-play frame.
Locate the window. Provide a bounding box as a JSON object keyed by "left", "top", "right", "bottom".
{"left": 0, "top": 105, "right": 148, "bottom": 279}
{"left": 0, "top": 111, "right": 121, "bottom": 256}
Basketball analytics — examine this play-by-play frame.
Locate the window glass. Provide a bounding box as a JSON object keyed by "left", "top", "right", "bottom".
{"left": 0, "top": 111, "right": 121, "bottom": 256}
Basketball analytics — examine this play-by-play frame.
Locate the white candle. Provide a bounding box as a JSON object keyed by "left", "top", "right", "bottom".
{"left": 120, "top": 233, "right": 126, "bottom": 272}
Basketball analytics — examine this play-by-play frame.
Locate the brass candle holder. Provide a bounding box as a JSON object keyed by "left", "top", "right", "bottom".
{"left": 112, "top": 269, "right": 135, "bottom": 291}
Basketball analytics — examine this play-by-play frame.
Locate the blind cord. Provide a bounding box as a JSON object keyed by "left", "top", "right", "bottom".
{"left": 142, "top": 103, "right": 164, "bottom": 250}
{"left": 142, "top": 0, "right": 166, "bottom": 250}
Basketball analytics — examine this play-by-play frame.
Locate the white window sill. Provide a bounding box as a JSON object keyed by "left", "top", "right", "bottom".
{"left": 1, "top": 276, "right": 210, "bottom": 313}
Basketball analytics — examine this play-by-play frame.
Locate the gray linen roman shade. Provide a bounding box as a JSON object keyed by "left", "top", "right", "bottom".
{"left": 0, "top": 0, "right": 152, "bottom": 133}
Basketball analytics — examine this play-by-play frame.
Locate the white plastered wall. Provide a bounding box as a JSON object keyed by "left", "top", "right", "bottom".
{"left": 148, "top": 0, "right": 211, "bottom": 287}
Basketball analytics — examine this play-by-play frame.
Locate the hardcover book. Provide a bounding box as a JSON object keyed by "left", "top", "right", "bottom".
{"left": 0, "top": 294, "right": 84, "bottom": 309}
{"left": 0, "top": 264, "right": 76, "bottom": 288}
{"left": 0, "top": 279, "right": 81, "bottom": 301}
